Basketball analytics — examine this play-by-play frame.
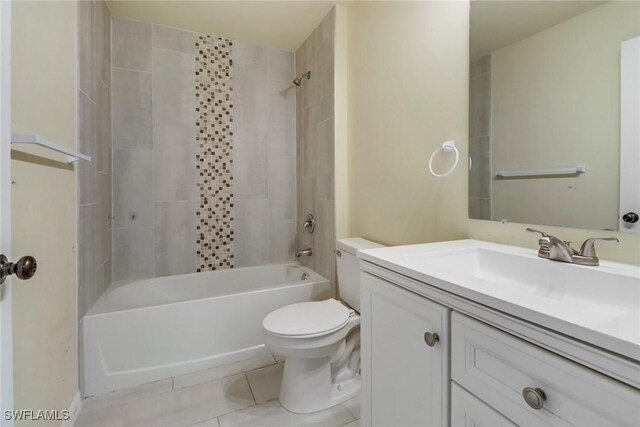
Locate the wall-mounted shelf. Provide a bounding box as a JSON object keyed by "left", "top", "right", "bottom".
{"left": 11, "top": 133, "right": 91, "bottom": 163}
{"left": 495, "top": 165, "right": 586, "bottom": 178}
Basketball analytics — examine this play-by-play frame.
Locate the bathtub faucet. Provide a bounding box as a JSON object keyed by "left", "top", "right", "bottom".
{"left": 296, "top": 248, "right": 313, "bottom": 257}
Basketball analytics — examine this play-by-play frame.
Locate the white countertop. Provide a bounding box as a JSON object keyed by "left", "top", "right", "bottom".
{"left": 358, "top": 239, "right": 640, "bottom": 363}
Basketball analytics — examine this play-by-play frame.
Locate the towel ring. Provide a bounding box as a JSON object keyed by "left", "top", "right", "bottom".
{"left": 429, "top": 140, "right": 459, "bottom": 178}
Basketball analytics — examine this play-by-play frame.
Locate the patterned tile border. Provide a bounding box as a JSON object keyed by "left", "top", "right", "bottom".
{"left": 195, "top": 35, "right": 234, "bottom": 271}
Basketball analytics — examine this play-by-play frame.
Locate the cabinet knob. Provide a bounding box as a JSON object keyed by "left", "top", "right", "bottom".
{"left": 423, "top": 332, "right": 439, "bottom": 347}
{"left": 522, "top": 387, "right": 546, "bottom": 410}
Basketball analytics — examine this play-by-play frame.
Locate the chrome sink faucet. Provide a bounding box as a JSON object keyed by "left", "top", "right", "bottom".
{"left": 526, "top": 228, "right": 619, "bottom": 266}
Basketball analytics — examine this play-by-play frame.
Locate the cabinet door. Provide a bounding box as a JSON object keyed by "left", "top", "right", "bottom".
{"left": 361, "top": 272, "right": 450, "bottom": 426}
{"left": 451, "top": 382, "right": 516, "bottom": 427}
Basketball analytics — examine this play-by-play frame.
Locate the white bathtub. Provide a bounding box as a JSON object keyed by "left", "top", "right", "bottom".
{"left": 83, "top": 263, "right": 331, "bottom": 396}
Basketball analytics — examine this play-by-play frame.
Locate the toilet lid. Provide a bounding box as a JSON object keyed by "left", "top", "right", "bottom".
{"left": 263, "top": 299, "right": 353, "bottom": 337}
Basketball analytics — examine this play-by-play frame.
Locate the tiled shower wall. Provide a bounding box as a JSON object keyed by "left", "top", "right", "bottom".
{"left": 111, "top": 18, "right": 197, "bottom": 281}
{"left": 468, "top": 55, "right": 492, "bottom": 219}
{"left": 111, "top": 18, "right": 297, "bottom": 282}
{"left": 296, "top": 9, "right": 337, "bottom": 284}
{"left": 78, "top": 0, "right": 112, "bottom": 318}
{"left": 233, "top": 43, "right": 297, "bottom": 267}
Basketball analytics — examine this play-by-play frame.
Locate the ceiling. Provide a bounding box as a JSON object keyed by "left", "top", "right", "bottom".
{"left": 106, "top": 1, "right": 336, "bottom": 52}
{"left": 470, "top": 0, "right": 607, "bottom": 60}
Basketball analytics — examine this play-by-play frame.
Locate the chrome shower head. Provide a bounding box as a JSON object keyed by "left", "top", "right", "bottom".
{"left": 293, "top": 70, "right": 311, "bottom": 87}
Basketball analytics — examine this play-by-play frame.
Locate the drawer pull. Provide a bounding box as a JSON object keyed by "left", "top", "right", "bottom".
{"left": 423, "top": 332, "right": 439, "bottom": 347}
{"left": 522, "top": 387, "right": 546, "bottom": 410}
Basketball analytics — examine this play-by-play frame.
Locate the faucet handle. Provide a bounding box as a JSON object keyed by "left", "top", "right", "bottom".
{"left": 526, "top": 228, "right": 551, "bottom": 237}
{"left": 578, "top": 237, "right": 620, "bottom": 258}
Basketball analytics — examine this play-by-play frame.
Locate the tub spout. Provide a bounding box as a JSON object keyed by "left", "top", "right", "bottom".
{"left": 296, "top": 248, "right": 312, "bottom": 257}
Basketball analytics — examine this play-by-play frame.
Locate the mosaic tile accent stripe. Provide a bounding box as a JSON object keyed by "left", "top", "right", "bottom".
{"left": 195, "top": 35, "right": 234, "bottom": 271}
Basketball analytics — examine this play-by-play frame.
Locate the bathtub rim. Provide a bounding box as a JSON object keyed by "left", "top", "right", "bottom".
{"left": 85, "top": 262, "right": 329, "bottom": 317}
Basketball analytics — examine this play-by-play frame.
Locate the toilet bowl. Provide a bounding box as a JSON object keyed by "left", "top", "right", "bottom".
{"left": 262, "top": 238, "right": 384, "bottom": 414}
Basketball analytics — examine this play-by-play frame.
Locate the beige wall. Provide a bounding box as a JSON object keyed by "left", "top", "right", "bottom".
{"left": 347, "top": 1, "right": 469, "bottom": 246}
{"left": 345, "top": 1, "right": 640, "bottom": 265}
{"left": 490, "top": 1, "right": 640, "bottom": 230}
{"left": 11, "top": 0, "right": 78, "bottom": 421}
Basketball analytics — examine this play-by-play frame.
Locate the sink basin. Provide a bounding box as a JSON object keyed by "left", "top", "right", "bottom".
{"left": 358, "top": 239, "right": 640, "bottom": 360}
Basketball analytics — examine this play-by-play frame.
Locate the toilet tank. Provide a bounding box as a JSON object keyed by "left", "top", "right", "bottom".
{"left": 336, "top": 238, "right": 385, "bottom": 312}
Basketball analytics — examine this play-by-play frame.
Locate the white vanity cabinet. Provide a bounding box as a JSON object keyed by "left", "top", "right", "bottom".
{"left": 361, "top": 272, "right": 450, "bottom": 426}
{"left": 360, "top": 256, "right": 640, "bottom": 427}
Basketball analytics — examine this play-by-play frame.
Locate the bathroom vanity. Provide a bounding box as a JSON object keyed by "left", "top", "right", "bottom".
{"left": 358, "top": 240, "right": 640, "bottom": 426}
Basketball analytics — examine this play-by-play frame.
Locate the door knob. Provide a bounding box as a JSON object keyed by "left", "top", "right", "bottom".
{"left": 423, "top": 332, "right": 440, "bottom": 347}
{"left": 622, "top": 212, "right": 639, "bottom": 224}
{"left": 0, "top": 254, "right": 37, "bottom": 284}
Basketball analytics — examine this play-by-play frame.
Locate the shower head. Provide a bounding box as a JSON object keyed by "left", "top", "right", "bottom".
{"left": 293, "top": 70, "right": 311, "bottom": 87}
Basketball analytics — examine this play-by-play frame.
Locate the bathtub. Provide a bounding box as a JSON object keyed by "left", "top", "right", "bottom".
{"left": 82, "top": 263, "right": 331, "bottom": 396}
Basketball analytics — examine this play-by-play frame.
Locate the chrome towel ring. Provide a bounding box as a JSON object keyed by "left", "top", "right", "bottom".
{"left": 428, "top": 140, "right": 459, "bottom": 178}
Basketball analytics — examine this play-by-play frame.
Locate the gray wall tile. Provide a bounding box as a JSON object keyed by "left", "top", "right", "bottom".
{"left": 269, "top": 220, "right": 296, "bottom": 263}
{"left": 96, "top": 261, "right": 111, "bottom": 297}
{"left": 233, "top": 41, "right": 267, "bottom": 66}
{"left": 234, "top": 62, "right": 269, "bottom": 133}
{"left": 267, "top": 78, "right": 295, "bottom": 131}
{"left": 153, "top": 24, "right": 196, "bottom": 53}
{"left": 152, "top": 48, "right": 196, "bottom": 202}
{"left": 316, "top": 118, "right": 334, "bottom": 200}
{"left": 78, "top": 0, "right": 96, "bottom": 101}
{"left": 113, "top": 149, "right": 153, "bottom": 228}
{"left": 233, "top": 44, "right": 296, "bottom": 267}
{"left": 154, "top": 201, "right": 196, "bottom": 276}
{"left": 96, "top": 172, "right": 111, "bottom": 266}
{"left": 154, "top": 146, "right": 196, "bottom": 202}
{"left": 113, "top": 68, "right": 152, "bottom": 149}
{"left": 112, "top": 17, "right": 152, "bottom": 72}
{"left": 296, "top": 9, "right": 336, "bottom": 284}
{"left": 78, "top": 0, "right": 112, "bottom": 323}
{"left": 469, "top": 136, "right": 491, "bottom": 199}
{"left": 78, "top": 204, "right": 96, "bottom": 317}
{"left": 234, "top": 199, "right": 268, "bottom": 267}
{"left": 468, "top": 54, "right": 492, "bottom": 220}
{"left": 316, "top": 40, "right": 335, "bottom": 124}
{"left": 299, "top": 104, "right": 317, "bottom": 178}
{"left": 316, "top": 198, "right": 336, "bottom": 284}
{"left": 112, "top": 227, "right": 154, "bottom": 281}
{"left": 78, "top": 91, "right": 96, "bottom": 205}
{"left": 469, "top": 198, "right": 491, "bottom": 219}
{"left": 152, "top": 49, "right": 195, "bottom": 137}
{"left": 95, "top": 0, "right": 111, "bottom": 85}
{"left": 267, "top": 48, "right": 294, "bottom": 79}
{"left": 297, "top": 175, "right": 316, "bottom": 248}
{"left": 269, "top": 155, "right": 296, "bottom": 220}
{"left": 96, "top": 79, "right": 112, "bottom": 173}
{"left": 234, "top": 131, "right": 268, "bottom": 199}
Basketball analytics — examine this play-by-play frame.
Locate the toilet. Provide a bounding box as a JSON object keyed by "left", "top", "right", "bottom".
{"left": 262, "top": 238, "right": 384, "bottom": 414}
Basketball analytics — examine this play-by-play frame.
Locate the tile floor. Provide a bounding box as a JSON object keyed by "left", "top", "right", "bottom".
{"left": 76, "top": 354, "right": 361, "bottom": 427}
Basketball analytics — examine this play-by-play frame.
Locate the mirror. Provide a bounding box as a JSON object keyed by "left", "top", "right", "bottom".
{"left": 468, "top": 1, "right": 640, "bottom": 232}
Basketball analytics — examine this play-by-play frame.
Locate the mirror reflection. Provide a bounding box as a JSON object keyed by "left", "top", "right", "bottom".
{"left": 468, "top": 1, "right": 640, "bottom": 232}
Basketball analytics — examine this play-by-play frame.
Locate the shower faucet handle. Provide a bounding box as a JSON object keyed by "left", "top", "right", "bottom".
{"left": 302, "top": 214, "right": 315, "bottom": 233}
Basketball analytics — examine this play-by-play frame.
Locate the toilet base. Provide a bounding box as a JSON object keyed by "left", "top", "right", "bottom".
{"left": 279, "top": 355, "right": 361, "bottom": 414}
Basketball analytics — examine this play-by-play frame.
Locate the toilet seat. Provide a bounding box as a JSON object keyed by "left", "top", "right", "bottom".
{"left": 263, "top": 299, "right": 354, "bottom": 338}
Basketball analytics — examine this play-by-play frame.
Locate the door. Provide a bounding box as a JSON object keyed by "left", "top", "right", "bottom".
{"left": 619, "top": 36, "right": 640, "bottom": 233}
{"left": 0, "top": 0, "right": 13, "bottom": 420}
{"left": 361, "top": 272, "right": 450, "bottom": 426}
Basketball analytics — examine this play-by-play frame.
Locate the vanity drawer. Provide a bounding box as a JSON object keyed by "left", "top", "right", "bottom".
{"left": 451, "top": 312, "right": 640, "bottom": 426}
{"left": 451, "top": 382, "right": 516, "bottom": 427}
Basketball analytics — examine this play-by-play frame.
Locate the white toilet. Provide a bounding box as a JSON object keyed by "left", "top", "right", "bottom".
{"left": 262, "top": 238, "right": 384, "bottom": 414}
